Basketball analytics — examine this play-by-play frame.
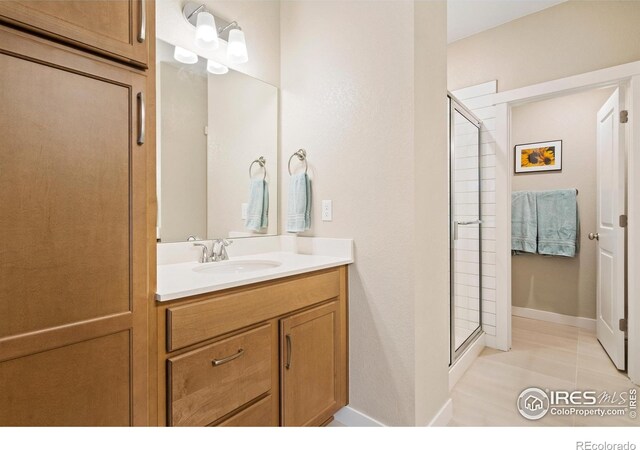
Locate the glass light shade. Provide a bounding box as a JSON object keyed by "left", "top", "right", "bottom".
{"left": 227, "top": 28, "right": 248, "bottom": 64}
{"left": 207, "top": 59, "right": 229, "bottom": 75}
{"left": 173, "top": 45, "right": 198, "bottom": 64}
{"left": 195, "top": 11, "right": 219, "bottom": 49}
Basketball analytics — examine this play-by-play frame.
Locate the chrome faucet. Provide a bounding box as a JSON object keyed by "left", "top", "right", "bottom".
{"left": 212, "top": 239, "right": 232, "bottom": 261}
{"left": 193, "top": 243, "right": 212, "bottom": 263}
{"left": 193, "top": 239, "right": 232, "bottom": 263}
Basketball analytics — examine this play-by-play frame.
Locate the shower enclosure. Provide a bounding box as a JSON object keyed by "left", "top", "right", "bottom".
{"left": 449, "top": 94, "right": 483, "bottom": 365}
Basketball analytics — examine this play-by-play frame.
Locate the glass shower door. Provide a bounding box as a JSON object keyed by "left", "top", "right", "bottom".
{"left": 449, "top": 96, "right": 482, "bottom": 364}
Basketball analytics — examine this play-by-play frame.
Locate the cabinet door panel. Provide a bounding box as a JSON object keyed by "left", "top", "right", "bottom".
{"left": 0, "top": 26, "right": 149, "bottom": 425}
{"left": 0, "top": 0, "right": 148, "bottom": 66}
{"left": 281, "top": 301, "right": 339, "bottom": 426}
{"left": 0, "top": 331, "right": 131, "bottom": 426}
{"left": 0, "top": 49, "right": 131, "bottom": 337}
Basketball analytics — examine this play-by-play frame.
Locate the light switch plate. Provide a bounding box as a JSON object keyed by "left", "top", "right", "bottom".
{"left": 241, "top": 203, "right": 248, "bottom": 220}
{"left": 322, "top": 200, "right": 332, "bottom": 221}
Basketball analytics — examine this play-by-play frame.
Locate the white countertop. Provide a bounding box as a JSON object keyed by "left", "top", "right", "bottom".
{"left": 156, "top": 251, "right": 352, "bottom": 301}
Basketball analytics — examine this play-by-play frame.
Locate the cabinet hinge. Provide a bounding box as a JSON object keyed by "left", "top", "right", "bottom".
{"left": 620, "top": 214, "right": 628, "bottom": 228}
{"left": 620, "top": 110, "right": 629, "bottom": 124}
{"left": 619, "top": 318, "right": 628, "bottom": 332}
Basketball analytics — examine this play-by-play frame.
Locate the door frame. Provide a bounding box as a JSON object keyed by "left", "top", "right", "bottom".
{"left": 491, "top": 60, "right": 640, "bottom": 385}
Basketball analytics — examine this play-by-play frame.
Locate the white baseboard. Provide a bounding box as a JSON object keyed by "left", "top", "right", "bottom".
{"left": 512, "top": 306, "right": 596, "bottom": 331}
{"left": 449, "top": 333, "right": 485, "bottom": 391}
{"left": 427, "top": 398, "right": 453, "bottom": 427}
{"left": 333, "top": 406, "right": 385, "bottom": 427}
{"left": 334, "top": 400, "right": 454, "bottom": 427}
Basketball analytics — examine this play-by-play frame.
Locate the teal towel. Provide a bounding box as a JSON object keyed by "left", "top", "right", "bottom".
{"left": 245, "top": 178, "right": 269, "bottom": 231}
{"left": 536, "top": 189, "right": 579, "bottom": 257}
{"left": 286, "top": 173, "right": 311, "bottom": 233}
{"left": 512, "top": 191, "right": 538, "bottom": 253}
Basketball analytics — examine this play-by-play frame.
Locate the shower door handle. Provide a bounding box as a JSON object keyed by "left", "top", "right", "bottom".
{"left": 453, "top": 219, "right": 482, "bottom": 240}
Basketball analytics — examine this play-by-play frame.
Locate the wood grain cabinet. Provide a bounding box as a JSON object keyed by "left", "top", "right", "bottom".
{"left": 0, "top": 0, "right": 150, "bottom": 67}
{"left": 154, "top": 267, "right": 349, "bottom": 427}
{"left": 281, "top": 302, "right": 341, "bottom": 427}
{"left": 0, "top": 21, "right": 152, "bottom": 425}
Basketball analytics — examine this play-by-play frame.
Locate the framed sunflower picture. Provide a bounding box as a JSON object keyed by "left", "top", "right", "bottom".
{"left": 514, "top": 140, "right": 562, "bottom": 174}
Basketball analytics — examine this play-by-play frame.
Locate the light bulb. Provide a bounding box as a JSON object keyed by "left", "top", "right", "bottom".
{"left": 195, "top": 11, "right": 218, "bottom": 49}
{"left": 173, "top": 45, "right": 198, "bottom": 64}
{"left": 227, "top": 28, "right": 248, "bottom": 64}
{"left": 207, "top": 59, "right": 229, "bottom": 75}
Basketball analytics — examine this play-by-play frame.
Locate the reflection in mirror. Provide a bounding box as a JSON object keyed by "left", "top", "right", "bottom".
{"left": 156, "top": 39, "right": 278, "bottom": 243}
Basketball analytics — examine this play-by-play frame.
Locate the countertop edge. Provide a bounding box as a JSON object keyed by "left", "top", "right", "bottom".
{"left": 155, "top": 257, "right": 353, "bottom": 302}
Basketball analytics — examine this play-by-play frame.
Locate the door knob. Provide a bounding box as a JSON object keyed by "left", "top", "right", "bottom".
{"left": 588, "top": 232, "right": 599, "bottom": 241}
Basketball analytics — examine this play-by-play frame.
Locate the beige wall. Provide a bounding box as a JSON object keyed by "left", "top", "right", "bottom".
{"left": 207, "top": 71, "right": 278, "bottom": 237}
{"left": 511, "top": 87, "right": 615, "bottom": 319}
{"left": 414, "top": 0, "right": 450, "bottom": 426}
{"left": 280, "top": 0, "right": 448, "bottom": 426}
{"left": 448, "top": 1, "right": 640, "bottom": 92}
{"left": 157, "top": 0, "right": 280, "bottom": 86}
{"left": 159, "top": 63, "right": 208, "bottom": 242}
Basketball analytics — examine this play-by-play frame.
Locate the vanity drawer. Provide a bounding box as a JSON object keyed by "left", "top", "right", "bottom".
{"left": 168, "top": 324, "right": 272, "bottom": 426}
{"left": 166, "top": 269, "right": 340, "bottom": 351}
{"left": 215, "top": 395, "right": 275, "bottom": 427}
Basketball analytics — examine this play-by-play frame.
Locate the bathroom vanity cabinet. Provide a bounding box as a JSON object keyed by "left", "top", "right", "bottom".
{"left": 0, "top": 3, "right": 155, "bottom": 426}
{"left": 153, "top": 266, "right": 349, "bottom": 427}
{"left": 0, "top": 0, "right": 150, "bottom": 67}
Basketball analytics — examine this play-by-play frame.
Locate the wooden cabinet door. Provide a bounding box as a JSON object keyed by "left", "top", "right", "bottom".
{"left": 0, "top": 26, "right": 148, "bottom": 425}
{"left": 280, "top": 301, "right": 340, "bottom": 426}
{"left": 0, "top": 0, "right": 149, "bottom": 67}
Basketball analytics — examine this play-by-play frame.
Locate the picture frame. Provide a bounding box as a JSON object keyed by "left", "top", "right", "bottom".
{"left": 514, "top": 140, "right": 562, "bottom": 174}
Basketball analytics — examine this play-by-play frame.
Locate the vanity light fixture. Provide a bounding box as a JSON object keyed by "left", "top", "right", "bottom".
{"left": 182, "top": 1, "right": 249, "bottom": 64}
{"left": 227, "top": 28, "right": 248, "bottom": 64}
{"left": 173, "top": 45, "right": 198, "bottom": 64}
{"left": 195, "top": 11, "right": 218, "bottom": 49}
{"left": 207, "top": 59, "right": 229, "bottom": 75}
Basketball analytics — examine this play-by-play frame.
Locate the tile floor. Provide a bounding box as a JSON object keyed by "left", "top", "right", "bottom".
{"left": 449, "top": 316, "right": 638, "bottom": 426}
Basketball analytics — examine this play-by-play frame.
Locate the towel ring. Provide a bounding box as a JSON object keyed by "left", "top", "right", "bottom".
{"left": 249, "top": 156, "right": 266, "bottom": 180}
{"left": 288, "top": 149, "right": 308, "bottom": 175}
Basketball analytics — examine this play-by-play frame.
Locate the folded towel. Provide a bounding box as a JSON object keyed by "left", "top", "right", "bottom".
{"left": 512, "top": 191, "right": 538, "bottom": 254}
{"left": 536, "top": 189, "right": 579, "bottom": 257}
{"left": 245, "top": 178, "right": 269, "bottom": 231}
{"left": 286, "top": 173, "right": 311, "bottom": 233}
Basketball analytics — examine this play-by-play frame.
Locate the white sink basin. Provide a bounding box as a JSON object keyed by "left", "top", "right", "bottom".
{"left": 192, "top": 260, "right": 282, "bottom": 275}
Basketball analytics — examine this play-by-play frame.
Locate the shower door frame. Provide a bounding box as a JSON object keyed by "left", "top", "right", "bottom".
{"left": 449, "top": 94, "right": 483, "bottom": 365}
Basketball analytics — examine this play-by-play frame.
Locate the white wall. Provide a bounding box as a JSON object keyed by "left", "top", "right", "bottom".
{"left": 280, "top": 0, "right": 449, "bottom": 426}
{"left": 511, "top": 87, "right": 616, "bottom": 319}
{"left": 157, "top": 0, "right": 280, "bottom": 86}
{"left": 448, "top": 0, "right": 640, "bottom": 92}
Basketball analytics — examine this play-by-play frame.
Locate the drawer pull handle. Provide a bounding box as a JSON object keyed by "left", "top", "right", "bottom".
{"left": 285, "top": 334, "right": 292, "bottom": 369}
{"left": 211, "top": 349, "right": 244, "bottom": 366}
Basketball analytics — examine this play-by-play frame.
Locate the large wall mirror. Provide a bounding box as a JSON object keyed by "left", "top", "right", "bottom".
{"left": 156, "top": 38, "right": 278, "bottom": 243}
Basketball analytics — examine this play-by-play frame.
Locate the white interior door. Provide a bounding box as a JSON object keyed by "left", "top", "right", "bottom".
{"left": 595, "top": 87, "right": 626, "bottom": 370}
